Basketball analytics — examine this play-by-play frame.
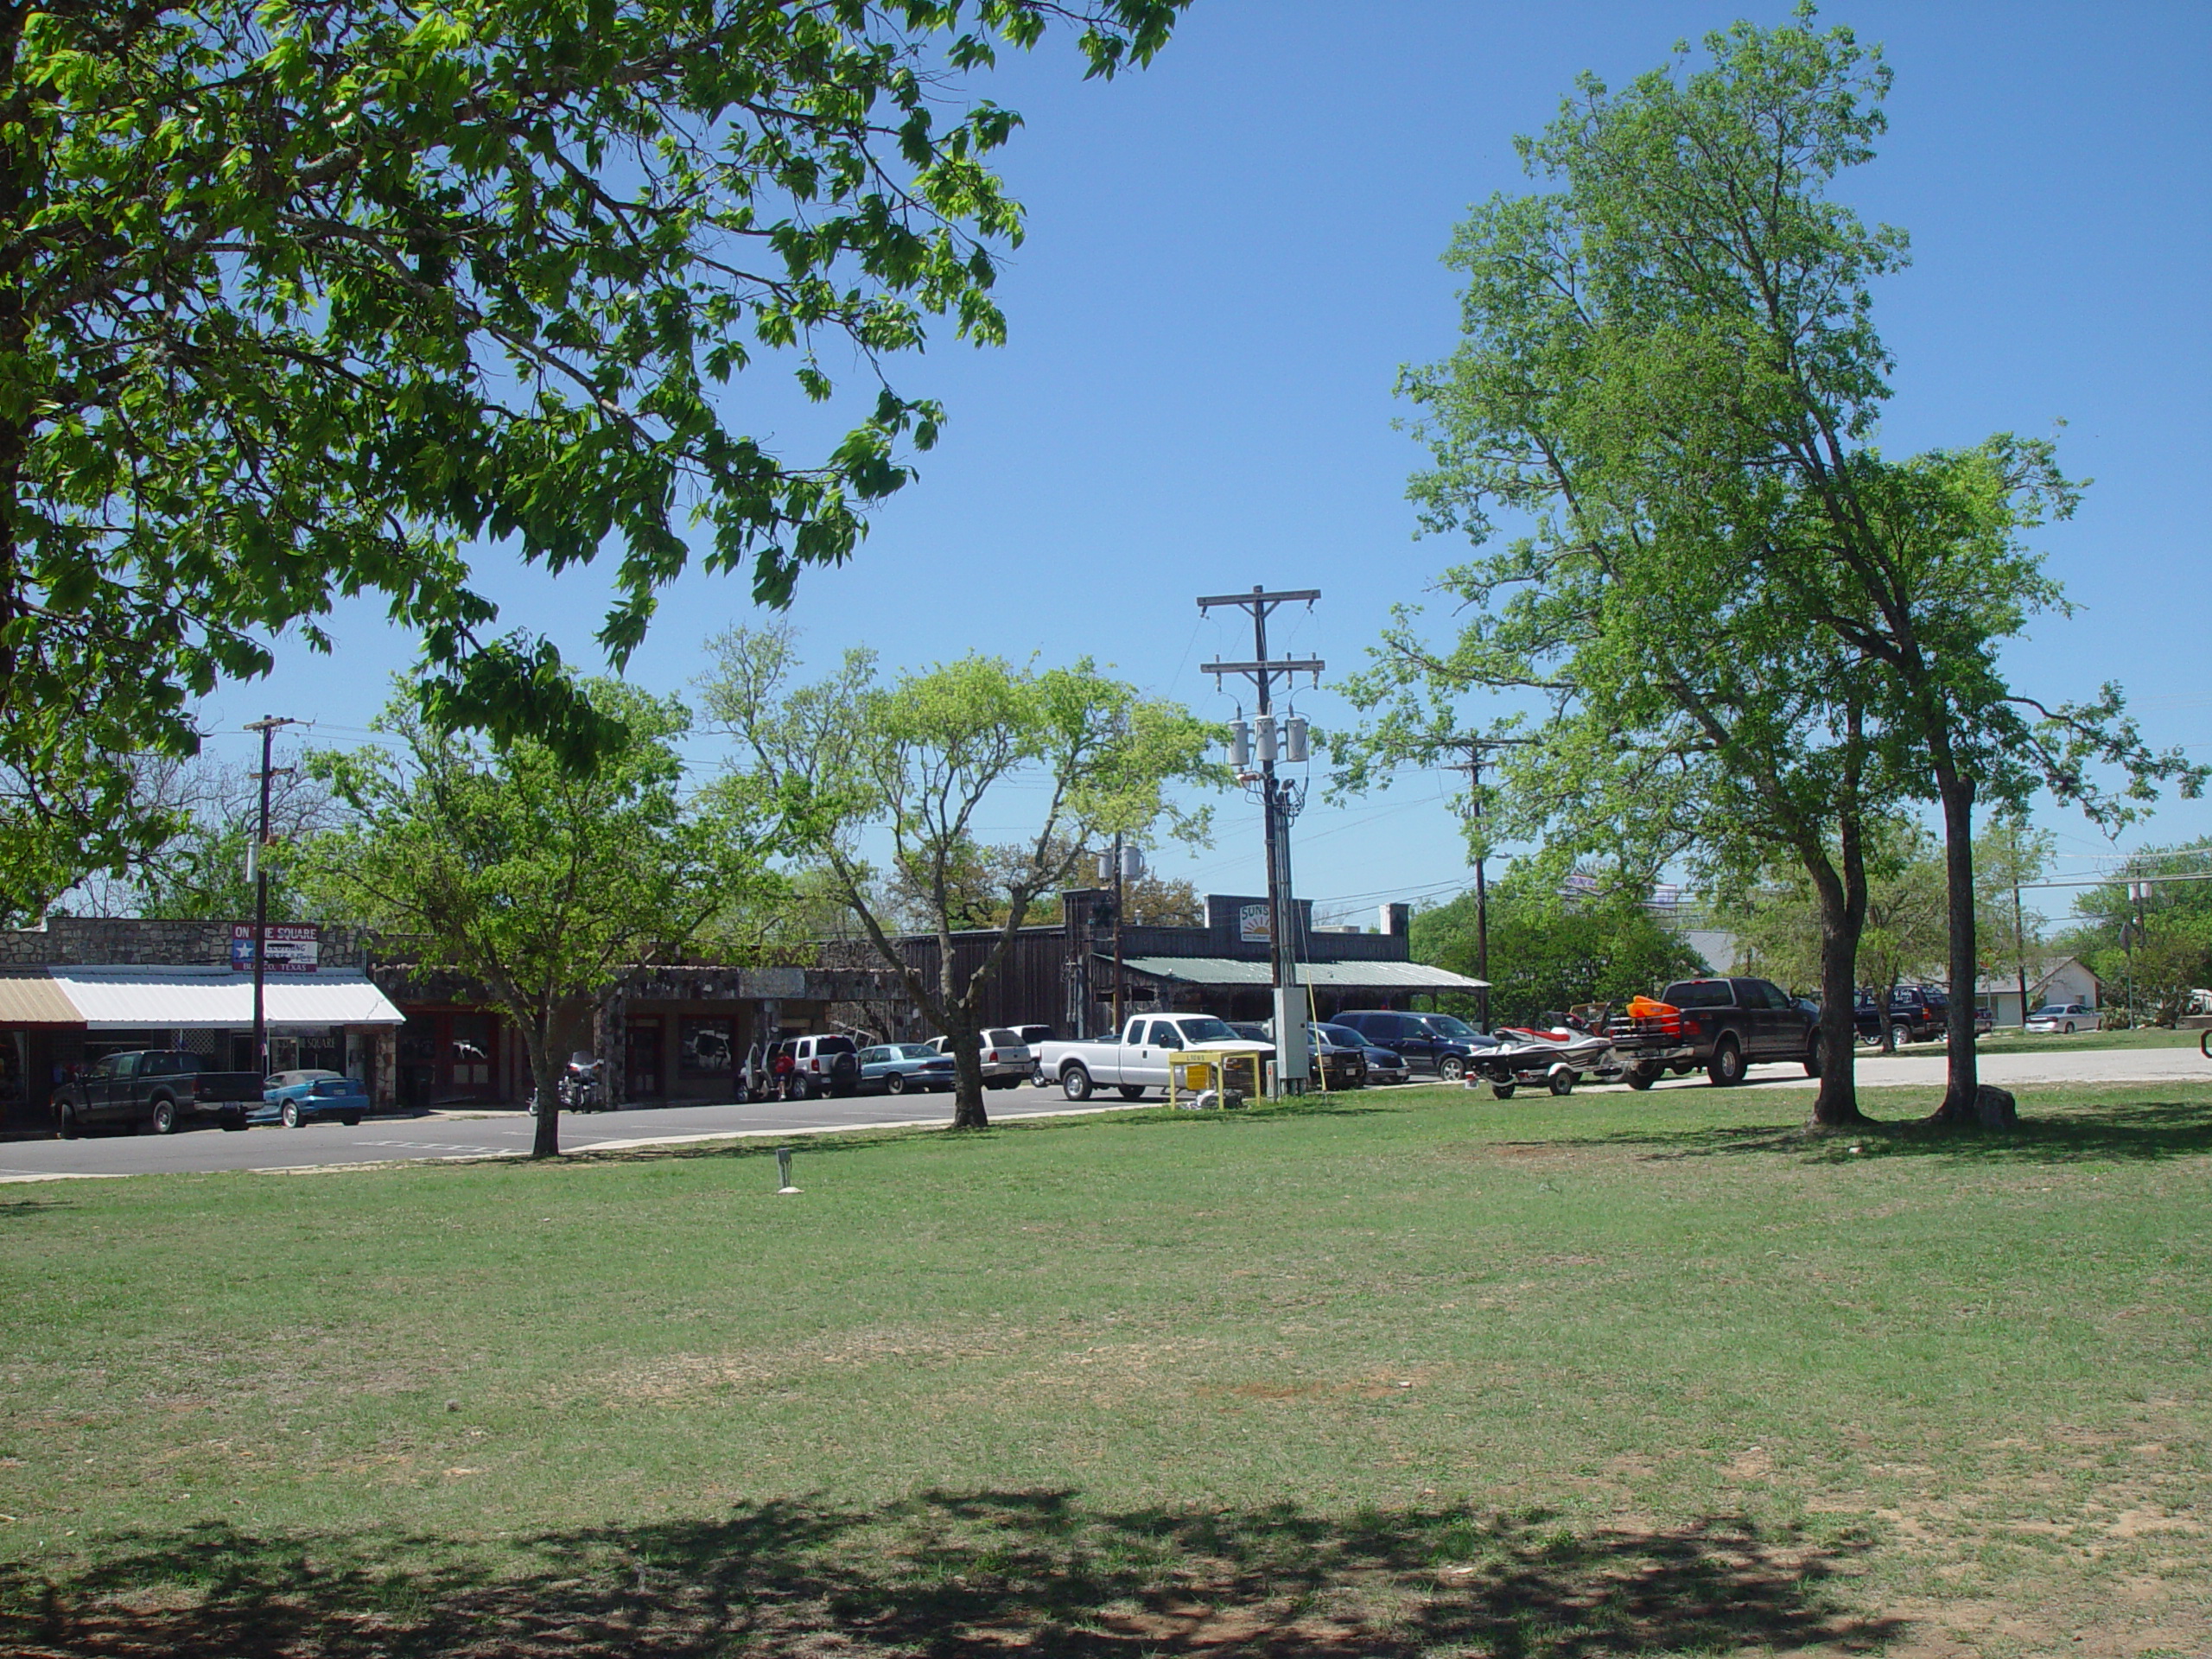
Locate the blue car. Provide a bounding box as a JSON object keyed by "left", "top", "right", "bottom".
{"left": 856, "top": 1044, "right": 957, "bottom": 1095}
{"left": 253, "top": 1069, "right": 369, "bottom": 1128}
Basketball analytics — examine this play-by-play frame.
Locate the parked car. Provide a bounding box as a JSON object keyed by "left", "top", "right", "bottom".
{"left": 1318, "top": 1020, "right": 1408, "bottom": 1084}
{"left": 252, "top": 1069, "right": 369, "bottom": 1128}
{"left": 856, "top": 1043, "right": 957, "bottom": 1095}
{"left": 926, "top": 1028, "right": 1033, "bottom": 1090}
{"left": 1609, "top": 976, "right": 1818, "bottom": 1088}
{"left": 1855, "top": 985, "right": 1948, "bottom": 1047}
{"left": 1974, "top": 1006, "right": 1995, "bottom": 1036}
{"left": 1329, "top": 1010, "right": 1495, "bottom": 1081}
{"left": 2024, "top": 1002, "right": 2094, "bottom": 1035}
{"left": 53, "top": 1050, "right": 263, "bottom": 1137}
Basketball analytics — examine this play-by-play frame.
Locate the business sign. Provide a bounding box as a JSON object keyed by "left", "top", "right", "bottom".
{"left": 1238, "top": 903, "right": 1272, "bottom": 944}
{"left": 231, "top": 923, "right": 321, "bottom": 973}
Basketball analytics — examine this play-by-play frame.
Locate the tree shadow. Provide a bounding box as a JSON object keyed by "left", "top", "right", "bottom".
{"left": 0, "top": 1198, "right": 72, "bottom": 1220}
{"left": 1575, "top": 1097, "right": 2212, "bottom": 1167}
{"left": 0, "top": 1493, "right": 1904, "bottom": 1657}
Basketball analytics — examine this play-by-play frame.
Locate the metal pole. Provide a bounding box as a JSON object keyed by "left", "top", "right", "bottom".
{"left": 243, "top": 715, "right": 302, "bottom": 1077}
{"left": 2012, "top": 883, "right": 2029, "bottom": 1028}
{"left": 1470, "top": 746, "right": 1491, "bottom": 1033}
{"left": 1112, "top": 830, "right": 1125, "bottom": 1033}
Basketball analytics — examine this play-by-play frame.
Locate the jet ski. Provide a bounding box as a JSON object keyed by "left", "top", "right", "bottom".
{"left": 1464, "top": 1022, "right": 1617, "bottom": 1098}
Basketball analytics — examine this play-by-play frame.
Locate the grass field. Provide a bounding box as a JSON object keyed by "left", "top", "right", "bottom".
{"left": 3, "top": 1079, "right": 2207, "bottom": 1656}
{"left": 1967, "top": 1027, "right": 2204, "bottom": 1057}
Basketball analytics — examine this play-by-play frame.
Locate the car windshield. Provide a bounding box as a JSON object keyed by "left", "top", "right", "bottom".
{"left": 1422, "top": 1014, "right": 1481, "bottom": 1040}
{"left": 1317, "top": 1024, "right": 1364, "bottom": 1047}
{"left": 1173, "top": 1017, "right": 1238, "bottom": 1044}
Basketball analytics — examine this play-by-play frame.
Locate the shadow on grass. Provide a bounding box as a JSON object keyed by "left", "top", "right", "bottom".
{"left": 1586, "top": 1097, "right": 2212, "bottom": 1167}
{"left": 0, "top": 1492, "right": 1901, "bottom": 1657}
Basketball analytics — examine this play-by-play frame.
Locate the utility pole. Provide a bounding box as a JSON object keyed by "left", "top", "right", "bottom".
{"left": 1199, "top": 586, "right": 1322, "bottom": 1094}
{"left": 2012, "top": 881, "right": 2030, "bottom": 1029}
{"left": 1112, "top": 832, "right": 1127, "bottom": 1033}
{"left": 244, "top": 715, "right": 304, "bottom": 1077}
{"left": 1446, "top": 742, "right": 1497, "bottom": 1033}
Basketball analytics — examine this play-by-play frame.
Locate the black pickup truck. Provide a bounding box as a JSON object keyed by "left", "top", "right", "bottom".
{"left": 1855, "top": 986, "right": 1948, "bottom": 1047}
{"left": 1609, "top": 976, "right": 1820, "bottom": 1089}
{"left": 54, "top": 1051, "right": 264, "bottom": 1137}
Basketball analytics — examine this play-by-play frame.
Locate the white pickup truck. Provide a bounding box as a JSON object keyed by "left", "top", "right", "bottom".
{"left": 1037, "top": 1014, "right": 1272, "bottom": 1101}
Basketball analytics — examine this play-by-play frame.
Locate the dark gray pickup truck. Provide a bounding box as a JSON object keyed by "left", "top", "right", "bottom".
{"left": 1609, "top": 976, "right": 1820, "bottom": 1089}
{"left": 54, "top": 1051, "right": 264, "bottom": 1137}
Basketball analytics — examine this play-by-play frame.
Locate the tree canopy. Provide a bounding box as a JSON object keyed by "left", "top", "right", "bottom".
{"left": 0, "top": 0, "right": 1189, "bottom": 922}
{"left": 701, "top": 625, "right": 1217, "bottom": 1127}
{"left": 306, "top": 677, "right": 772, "bottom": 1156}
{"left": 1412, "top": 863, "right": 1706, "bottom": 1029}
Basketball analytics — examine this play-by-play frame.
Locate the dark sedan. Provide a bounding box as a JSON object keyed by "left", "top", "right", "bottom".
{"left": 857, "top": 1043, "right": 957, "bottom": 1095}
{"left": 252, "top": 1069, "right": 368, "bottom": 1128}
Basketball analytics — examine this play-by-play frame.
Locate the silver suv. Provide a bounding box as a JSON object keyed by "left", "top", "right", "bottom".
{"left": 929, "top": 1028, "right": 1034, "bottom": 1090}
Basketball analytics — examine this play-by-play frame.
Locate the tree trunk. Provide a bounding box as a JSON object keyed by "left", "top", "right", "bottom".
{"left": 512, "top": 1007, "right": 563, "bottom": 1158}
{"left": 1810, "top": 874, "right": 1871, "bottom": 1127}
{"left": 946, "top": 1015, "right": 988, "bottom": 1130}
{"left": 1927, "top": 771, "right": 1983, "bottom": 1126}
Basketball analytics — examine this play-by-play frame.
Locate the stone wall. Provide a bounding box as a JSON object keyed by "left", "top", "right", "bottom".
{"left": 0, "top": 915, "right": 373, "bottom": 969}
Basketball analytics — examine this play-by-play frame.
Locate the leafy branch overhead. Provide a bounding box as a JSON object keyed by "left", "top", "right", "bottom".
{"left": 0, "top": 0, "right": 1189, "bottom": 921}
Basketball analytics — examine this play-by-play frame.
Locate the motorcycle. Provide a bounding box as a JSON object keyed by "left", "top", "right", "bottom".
{"left": 530, "top": 1052, "right": 610, "bottom": 1115}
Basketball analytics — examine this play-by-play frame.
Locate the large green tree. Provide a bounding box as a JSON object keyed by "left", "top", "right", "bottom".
{"left": 0, "top": 0, "right": 1188, "bottom": 921}
{"left": 307, "top": 677, "right": 772, "bottom": 1157}
{"left": 701, "top": 626, "right": 1217, "bottom": 1128}
{"left": 1382, "top": 9, "right": 2193, "bottom": 1128}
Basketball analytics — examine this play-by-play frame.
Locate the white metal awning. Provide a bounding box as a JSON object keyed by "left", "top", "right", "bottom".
{"left": 1116, "top": 956, "right": 1491, "bottom": 992}
{"left": 46, "top": 966, "right": 406, "bottom": 1030}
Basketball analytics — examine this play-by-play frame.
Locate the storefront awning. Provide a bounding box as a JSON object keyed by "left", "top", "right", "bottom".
{"left": 1116, "top": 956, "right": 1490, "bottom": 992}
{"left": 46, "top": 966, "right": 406, "bottom": 1029}
{"left": 0, "top": 972, "right": 86, "bottom": 1027}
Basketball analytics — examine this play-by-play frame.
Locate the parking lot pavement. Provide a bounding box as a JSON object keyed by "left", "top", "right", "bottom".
{"left": 0, "top": 1085, "right": 1115, "bottom": 1182}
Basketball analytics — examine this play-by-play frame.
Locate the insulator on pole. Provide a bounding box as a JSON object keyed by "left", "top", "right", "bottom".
{"left": 1254, "top": 714, "right": 1278, "bottom": 763}
{"left": 1283, "top": 715, "right": 1309, "bottom": 764}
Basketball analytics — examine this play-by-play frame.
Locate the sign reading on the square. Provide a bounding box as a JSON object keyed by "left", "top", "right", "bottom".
{"left": 231, "top": 923, "right": 320, "bottom": 973}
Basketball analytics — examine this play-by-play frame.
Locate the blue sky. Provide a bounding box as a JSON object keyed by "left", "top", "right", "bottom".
{"left": 212, "top": 1, "right": 2212, "bottom": 922}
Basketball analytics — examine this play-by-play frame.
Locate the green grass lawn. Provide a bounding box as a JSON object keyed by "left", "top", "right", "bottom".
{"left": 1967, "top": 1026, "right": 2204, "bottom": 1056}
{"left": 3, "top": 1080, "right": 2207, "bottom": 1657}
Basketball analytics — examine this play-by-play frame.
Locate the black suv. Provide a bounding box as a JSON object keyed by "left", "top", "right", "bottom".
{"left": 1329, "top": 1010, "right": 1495, "bottom": 1081}
{"left": 1610, "top": 976, "right": 1817, "bottom": 1088}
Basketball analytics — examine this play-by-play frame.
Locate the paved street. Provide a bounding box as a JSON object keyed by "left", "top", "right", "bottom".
{"left": 0, "top": 1088, "right": 1118, "bottom": 1182}
{"left": 1, "top": 1045, "right": 2202, "bottom": 1181}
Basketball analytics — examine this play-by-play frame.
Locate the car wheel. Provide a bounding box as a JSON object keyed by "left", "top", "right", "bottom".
{"left": 1033, "top": 1065, "right": 1050, "bottom": 1088}
{"left": 1890, "top": 1023, "right": 1911, "bottom": 1051}
{"left": 1707, "top": 1038, "right": 1745, "bottom": 1088}
{"left": 341, "top": 1113, "right": 362, "bottom": 1127}
{"left": 282, "top": 1101, "right": 302, "bottom": 1129}
{"left": 1804, "top": 1039, "right": 1822, "bottom": 1078}
{"left": 1438, "top": 1055, "right": 1467, "bottom": 1082}
{"left": 56, "top": 1100, "right": 79, "bottom": 1139}
{"left": 1061, "top": 1066, "right": 1093, "bottom": 1102}
{"left": 2063, "top": 1021, "right": 2075, "bottom": 1035}
{"left": 146, "top": 1096, "right": 177, "bottom": 1135}
{"left": 1118, "top": 1084, "right": 1146, "bottom": 1101}
{"left": 1548, "top": 1070, "right": 1575, "bottom": 1096}
{"left": 886, "top": 1072, "right": 906, "bottom": 1096}
{"left": 219, "top": 1109, "right": 248, "bottom": 1132}
{"left": 1625, "top": 1065, "right": 1656, "bottom": 1091}
{"left": 1491, "top": 1082, "right": 1516, "bottom": 1100}
{"left": 1670, "top": 1063, "right": 1695, "bottom": 1076}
